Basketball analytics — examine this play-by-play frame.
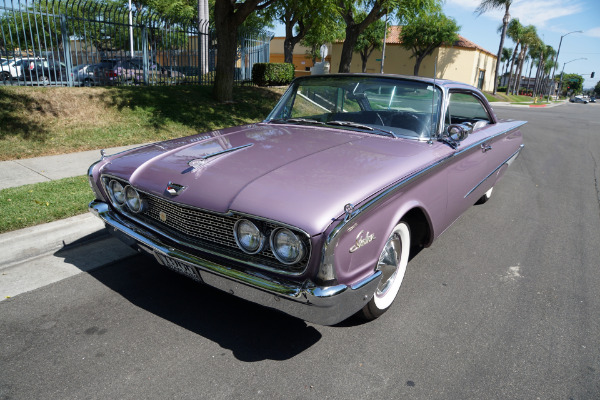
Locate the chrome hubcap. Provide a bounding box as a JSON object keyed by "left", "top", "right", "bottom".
{"left": 376, "top": 233, "right": 402, "bottom": 296}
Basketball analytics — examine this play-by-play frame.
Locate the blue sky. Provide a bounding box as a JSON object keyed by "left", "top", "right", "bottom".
{"left": 444, "top": 0, "right": 600, "bottom": 89}
{"left": 273, "top": 0, "right": 600, "bottom": 89}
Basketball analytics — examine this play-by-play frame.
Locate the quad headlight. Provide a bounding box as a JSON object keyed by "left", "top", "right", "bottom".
{"left": 270, "top": 228, "right": 305, "bottom": 265}
{"left": 108, "top": 179, "right": 126, "bottom": 205}
{"left": 124, "top": 185, "right": 146, "bottom": 213}
{"left": 234, "top": 219, "right": 266, "bottom": 254}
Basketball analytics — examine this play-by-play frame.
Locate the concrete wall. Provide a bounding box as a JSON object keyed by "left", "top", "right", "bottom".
{"left": 320, "top": 43, "right": 497, "bottom": 92}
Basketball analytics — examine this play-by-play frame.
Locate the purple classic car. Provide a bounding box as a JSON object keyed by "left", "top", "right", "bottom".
{"left": 88, "top": 74, "right": 525, "bottom": 325}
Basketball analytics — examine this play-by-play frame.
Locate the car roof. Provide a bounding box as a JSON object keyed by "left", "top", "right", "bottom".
{"left": 293, "top": 73, "right": 479, "bottom": 92}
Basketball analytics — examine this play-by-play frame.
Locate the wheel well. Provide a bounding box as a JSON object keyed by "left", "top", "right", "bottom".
{"left": 402, "top": 208, "right": 432, "bottom": 255}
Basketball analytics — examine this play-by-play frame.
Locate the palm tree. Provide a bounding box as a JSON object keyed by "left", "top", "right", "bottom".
{"left": 505, "top": 18, "right": 524, "bottom": 95}
{"left": 502, "top": 47, "right": 512, "bottom": 85}
{"left": 476, "top": 0, "right": 513, "bottom": 95}
{"left": 511, "top": 25, "right": 537, "bottom": 95}
{"left": 525, "top": 39, "right": 543, "bottom": 94}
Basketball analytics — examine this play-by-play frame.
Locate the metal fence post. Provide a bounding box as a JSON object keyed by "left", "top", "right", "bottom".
{"left": 142, "top": 25, "right": 148, "bottom": 85}
{"left": 60, "top": 14, "right": 73, "bottom": 87}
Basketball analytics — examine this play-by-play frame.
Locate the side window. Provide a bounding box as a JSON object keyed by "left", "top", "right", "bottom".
{"left": 447, "top": 92, "right": 491, "bottom": 129}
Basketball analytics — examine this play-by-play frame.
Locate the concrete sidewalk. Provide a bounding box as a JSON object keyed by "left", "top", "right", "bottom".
{"left": 0, "top": 144, "right": 144, "bottom": 300}
{"left": 0, "top": 144, "right": 146, "bottom": 190}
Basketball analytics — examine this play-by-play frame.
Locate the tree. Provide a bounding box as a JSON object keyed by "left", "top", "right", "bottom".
{"left": 510, "top": 24, "right": 537, "bottom": 94}
{"left": 504, "top": 18, "right": 523, "bottom": 95}
{"left": 524, "top": 37, "right": 543, "bottom": 93}
{"left": 266, "top": 0, "right": 336, "bottom": 64}
{"left": 475, "top": 0, "right": 512, "bottom": 95}
{"left": 336, "top": 0, "right": 435, "bottom": 73}
{"left": 300, "top": 16, "right": 345, "bottom": 64}
{"left": 212, "top": 0, "right": 276, "bottom": 103}
{"left": 501, "top": 47, "right": 512, "bottom": 78}
{"left": 594, "top": 81, "right": 600, "bottom": 97}
{"left": 399, "top": 10, "right": 459, "bottom": 76}
{"left": 353, "top": 12, "right": 386, "bottom": 72}
{"left": 561, "top": 73, "right": 583, "bottom": 95}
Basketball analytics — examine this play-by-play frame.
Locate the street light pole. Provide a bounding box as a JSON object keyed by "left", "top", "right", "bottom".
{"left": 546, "top": 30, "right": 582, "bottom": 102}
{"left": 380, "top": 12, "right": 388, "bottom": 74}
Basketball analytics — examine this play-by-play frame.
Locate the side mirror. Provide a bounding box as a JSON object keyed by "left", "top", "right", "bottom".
{"left": 447, "top": 123, "right": 472, "bottom": 142}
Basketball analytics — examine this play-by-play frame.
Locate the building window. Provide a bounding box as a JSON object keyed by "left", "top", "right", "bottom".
{"left": 477, "top": 70, "right": 485, "bottom": 90}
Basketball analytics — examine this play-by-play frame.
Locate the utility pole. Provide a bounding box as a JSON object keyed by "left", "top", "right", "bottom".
{"left": 546, "top": 30, "right": 581, "bottom": 102}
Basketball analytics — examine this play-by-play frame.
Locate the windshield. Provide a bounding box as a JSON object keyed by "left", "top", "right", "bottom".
{"left": 266, "top": 76, "right": 442, "bottom": 139}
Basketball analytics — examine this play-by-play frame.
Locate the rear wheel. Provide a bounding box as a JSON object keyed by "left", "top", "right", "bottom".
{"left": 1, "top": 72, "right": 11, "bottom": 83}
{"left": 360, "top": 222, "right": 410, "bottom": 320}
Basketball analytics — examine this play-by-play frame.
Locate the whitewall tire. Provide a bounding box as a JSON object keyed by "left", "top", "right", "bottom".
{"left": 361, "top": 221, "right": 410, "bottom": 320}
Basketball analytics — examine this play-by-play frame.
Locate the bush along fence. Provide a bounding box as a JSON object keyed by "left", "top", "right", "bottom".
{"left": 0, "top": 0, "right": 272, "bottom": 87}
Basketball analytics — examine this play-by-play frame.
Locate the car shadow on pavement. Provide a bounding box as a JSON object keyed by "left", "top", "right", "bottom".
{"left": 79, "top": 252, "right": 322, "bottom": 362}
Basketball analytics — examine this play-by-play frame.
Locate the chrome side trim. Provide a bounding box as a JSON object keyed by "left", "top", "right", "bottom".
{"left": 464, "top": 144, "right": 524, "bottom": 198}
{"left": 90, "top": 200, "right": 380, "bottom": 326}
{"left": 320, "top": 122, "right": 527, "bottom": 282}
{"left": 198, "top": 143, "right": 253, "bottom": 160}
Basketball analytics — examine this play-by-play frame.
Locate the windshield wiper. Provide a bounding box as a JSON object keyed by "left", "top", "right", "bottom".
{"left": 286, "top": 118, "right": 325, "bottom": 125}
{"left": 326, "top": 120, "right": 396, "bottom": 138}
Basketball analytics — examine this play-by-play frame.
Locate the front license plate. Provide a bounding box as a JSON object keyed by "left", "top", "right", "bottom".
{"left": 154, "top": 252, "right": 203, "bottom": 283}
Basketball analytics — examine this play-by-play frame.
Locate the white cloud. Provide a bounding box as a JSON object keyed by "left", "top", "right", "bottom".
{"left": 510, "top": 0, "right": 584, "bottom": 28}
{"left": 584, "top": 27, "right": 600, "bottom": 38}
{"left": 446, "top": 0, "right": 584, "bottom": 28}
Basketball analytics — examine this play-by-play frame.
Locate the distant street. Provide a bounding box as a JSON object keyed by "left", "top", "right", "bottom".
{"left": 1, "top": 102, "right": 599, "bottom": 399}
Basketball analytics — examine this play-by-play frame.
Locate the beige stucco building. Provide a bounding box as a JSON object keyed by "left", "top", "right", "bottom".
{"left": 271, "top": 26, "right": 498, "bottom": 92}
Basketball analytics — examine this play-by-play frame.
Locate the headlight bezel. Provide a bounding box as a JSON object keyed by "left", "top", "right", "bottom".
{"left": 124, "top": 185, "right": 147, "bottom": 213}
{"left": 233, "top": 218, "right": 267, "bottom": 255}
{"left": 107, "top": 179, "right": 126, "bottom": 205}
{"left": 270, "top": 227, "right": 306, "bottom": 265}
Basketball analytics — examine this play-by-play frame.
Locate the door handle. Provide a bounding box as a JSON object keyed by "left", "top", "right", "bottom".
{"left": 481, "top": 143, "right": 492, "bottom": 153}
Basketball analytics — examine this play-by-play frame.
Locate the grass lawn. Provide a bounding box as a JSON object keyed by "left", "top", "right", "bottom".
{"left": 0, "top": 175, "right": 93, "bottom": 233}
{"left": 0, "top": 85, "right": 285, "bottom": 161}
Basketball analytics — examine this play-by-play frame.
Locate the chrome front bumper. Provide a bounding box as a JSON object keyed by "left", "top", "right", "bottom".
{"left": 89, "top": 200, "right": 381, "bottom": 325}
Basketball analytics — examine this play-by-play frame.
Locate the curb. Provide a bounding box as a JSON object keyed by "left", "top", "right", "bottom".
{"left": 0, "top": 213, "right": 108, "bottom": 269}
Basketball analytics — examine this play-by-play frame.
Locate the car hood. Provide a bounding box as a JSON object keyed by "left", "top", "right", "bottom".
{"left": 102, "top": 123, "right": 448, "bottom": 235}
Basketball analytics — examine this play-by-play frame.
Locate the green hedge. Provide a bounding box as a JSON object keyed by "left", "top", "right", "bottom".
{"left": 252, "top": 63, "right": 294, "bottom": 86}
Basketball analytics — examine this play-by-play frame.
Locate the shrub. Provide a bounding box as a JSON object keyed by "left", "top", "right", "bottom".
{"left": 497, "top": 86, "right": 507, "bottom": 93}
{"left": 252, "top": 63, "right": 294, "bottom": 86}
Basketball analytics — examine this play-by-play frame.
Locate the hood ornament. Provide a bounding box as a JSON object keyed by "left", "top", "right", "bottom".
{"left": 166, "top": 182, "right": 187, "bottom": 196}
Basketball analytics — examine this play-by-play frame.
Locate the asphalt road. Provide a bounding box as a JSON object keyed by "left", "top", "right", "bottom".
{"left": 2, "top": 102, "right": 600, "bottom": 399}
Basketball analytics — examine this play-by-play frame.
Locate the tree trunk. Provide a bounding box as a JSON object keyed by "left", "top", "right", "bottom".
{"left": 361, "top": 52, "right": 368, "bottom": 73}
{"left": 338, "top": 24, "right": 360, "bottom": 73}
{"left": 512, "top": 47, "right": 526, "bottom": 94}
{"left": 506, "top": 43, "right": 519, "bottom": 95}
{"left": 213, "top": 0, "right": 239, "bottom": 103}
{"left": 414, "top": 56, "right": 424, "bottom": 76}
{"left": 493, "top": 13, "right": 509, "bottom": 95}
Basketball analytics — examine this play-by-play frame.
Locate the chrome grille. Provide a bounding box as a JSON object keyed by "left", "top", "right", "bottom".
{"left": 137, "top": 192, "right": 307, "bottom": 272}
{"left": 101, "top": 176, "right": 310, "bottom": 274}
{"left": 145, "top": 195, "right": 239, "bottom": 249}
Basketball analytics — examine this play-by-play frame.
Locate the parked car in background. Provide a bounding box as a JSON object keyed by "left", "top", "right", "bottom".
{"left": 1, "top": 57, "right": 47, "bottom": 81}
{"left": 88, "top": 74, "right": 526, "bottom": 325}
{"left": 22, "top": 60, "right": 67, "bottom": 85}
{"left": 570, "top": 97, "right": 588, "bottom": 104}
{"left": 72, "top": 63, "right": 100, "bottom": 86}
{"left": 93, "top": 57, "right": 185, "bottom": 85}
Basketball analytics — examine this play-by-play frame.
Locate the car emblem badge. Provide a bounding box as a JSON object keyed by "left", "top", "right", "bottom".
{"left": 159, "top": 211, "right": 167, "bottom": 222}
{"left": 349, "top": 230, "right": 376, "bottom": 253}
{"left": 166, "top": 182, "right": 186, "bottom": 196}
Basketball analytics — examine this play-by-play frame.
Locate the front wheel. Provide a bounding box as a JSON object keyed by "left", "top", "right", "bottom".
{"left": 360, "top": 222, "right": 410, "bottom": 320}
